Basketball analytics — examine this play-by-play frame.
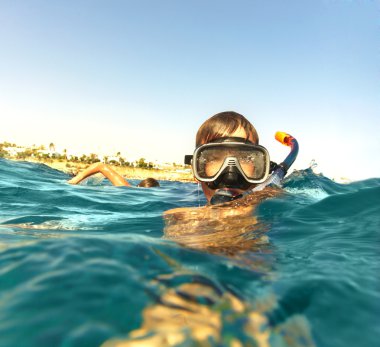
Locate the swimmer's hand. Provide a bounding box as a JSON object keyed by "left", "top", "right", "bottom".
{"left": 68, "top": 179, "right": 81, "bottom": 185}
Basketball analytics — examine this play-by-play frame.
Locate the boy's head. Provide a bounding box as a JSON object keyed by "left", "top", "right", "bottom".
{"left": 191, "top": 111, "right": 268, "bottom": 203}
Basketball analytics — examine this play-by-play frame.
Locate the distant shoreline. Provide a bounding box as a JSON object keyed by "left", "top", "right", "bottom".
{"left": 1, "top": 142, "right": 195, "bottom": 183}
{"left": 15, "top": 158, "right": 196, "bottom": 183}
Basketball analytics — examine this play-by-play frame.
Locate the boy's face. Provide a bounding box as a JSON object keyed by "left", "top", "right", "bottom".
{"left": 198, "top": 126, "right": 257, "bottom": 202}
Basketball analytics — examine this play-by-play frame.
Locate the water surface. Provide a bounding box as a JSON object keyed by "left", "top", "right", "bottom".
{"left": 0, "top": 158, "right": 379, "bottom": 346}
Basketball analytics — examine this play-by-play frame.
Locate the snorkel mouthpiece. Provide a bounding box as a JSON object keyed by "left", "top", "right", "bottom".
{"left": 210, "top": 188, "right": 243, "bottom": 205}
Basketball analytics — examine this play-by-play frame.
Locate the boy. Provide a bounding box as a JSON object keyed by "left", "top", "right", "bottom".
{"left": 186, "top": 111, "right": 270, "bottom": 204}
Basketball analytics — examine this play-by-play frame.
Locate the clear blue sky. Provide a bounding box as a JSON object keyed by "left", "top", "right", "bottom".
{"left": 1, "top": 0, "right": 379, "bottom": 180}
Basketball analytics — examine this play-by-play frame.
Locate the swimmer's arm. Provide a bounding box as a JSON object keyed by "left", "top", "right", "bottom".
{"left": 67, "top": 163, "right": 131, "bottom": 187}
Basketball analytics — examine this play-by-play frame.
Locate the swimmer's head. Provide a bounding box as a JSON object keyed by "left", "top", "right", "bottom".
{"left": 194, "top": 111, "right": 262, "bottom": 203}
{"left": 137, "top": 178, "right": 160, "bottom": 188}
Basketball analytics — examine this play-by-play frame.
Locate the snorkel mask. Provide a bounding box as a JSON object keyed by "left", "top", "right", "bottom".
{"left": 185, "top": 137, "right": 270, "bottom": 192}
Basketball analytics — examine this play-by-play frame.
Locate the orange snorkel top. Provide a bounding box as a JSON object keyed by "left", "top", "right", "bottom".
{"left": 275, "top": 131, "right": 294, "bottom": 147}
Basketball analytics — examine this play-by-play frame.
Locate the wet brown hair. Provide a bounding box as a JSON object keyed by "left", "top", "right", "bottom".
{"left": 195, "top": 111, "right": 259, "bottom": 147}
{"left": 137, "top": 178, "right": 160, "bottom": 188}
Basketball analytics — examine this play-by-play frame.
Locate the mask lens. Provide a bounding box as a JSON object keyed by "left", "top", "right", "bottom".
{"left": 238, "top": 150, "right": 266, "bottom": 179}
{"left": 197, "top": 147, "right": 225, "bottom": 178}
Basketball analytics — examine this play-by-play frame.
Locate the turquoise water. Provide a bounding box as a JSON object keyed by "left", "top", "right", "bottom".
{"left": 0, "top": 158, "right": 379, "bottom": 347}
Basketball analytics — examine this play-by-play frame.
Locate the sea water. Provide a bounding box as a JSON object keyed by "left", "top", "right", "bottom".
{"left": 0, "top": 158, "right": 379, "bottom": 347}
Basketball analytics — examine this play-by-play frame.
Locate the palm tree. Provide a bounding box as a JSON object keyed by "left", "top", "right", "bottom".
{"left": 80, "top": 154, "right": 88, "bottom": 163}
{"left": 89, "top": 153, "right": 100, "bottom": 163}
{"left": 136, "top": 158, "right": 148, "bottom": 168}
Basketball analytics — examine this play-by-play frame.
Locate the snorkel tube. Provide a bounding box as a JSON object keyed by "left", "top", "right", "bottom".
{"left": 249, "top": 131, "right": 299, "bottom": 193}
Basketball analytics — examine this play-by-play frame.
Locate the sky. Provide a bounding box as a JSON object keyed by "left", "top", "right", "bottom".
{"left": 0, "top": 0, "right": 379, "bottom": 181}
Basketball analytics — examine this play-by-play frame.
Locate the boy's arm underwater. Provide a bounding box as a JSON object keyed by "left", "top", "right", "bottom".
{"left": 67, "top": 162, "right": 131, "bottom": 187}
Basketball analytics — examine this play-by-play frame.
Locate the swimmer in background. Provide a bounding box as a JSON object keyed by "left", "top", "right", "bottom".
{"left": 67, "top": 162, "right": 160, "bottom": 187}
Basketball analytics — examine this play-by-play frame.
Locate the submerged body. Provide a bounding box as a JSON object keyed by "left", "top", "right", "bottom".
{"left": 163, "top": 187, "right": 280, "bottom": 254}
